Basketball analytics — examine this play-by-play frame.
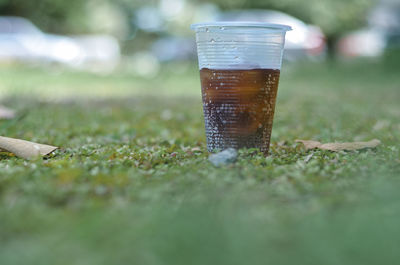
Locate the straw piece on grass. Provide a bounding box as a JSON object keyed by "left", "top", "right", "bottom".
{"left": 0, "top": 136, "right": 58, "bottom": 159}
{"left": 296, "top": 139, "right": 381, "bottom": 152}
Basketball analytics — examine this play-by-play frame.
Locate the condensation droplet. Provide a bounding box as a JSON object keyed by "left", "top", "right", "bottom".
{"left": 220, "top": 26, "right": 225, "bottom": 30}
{"left": 210, "top": 38, "right": 215, "bottom": 43}
{"left": 205, "top": 28, "right": 209, "bottom": 32}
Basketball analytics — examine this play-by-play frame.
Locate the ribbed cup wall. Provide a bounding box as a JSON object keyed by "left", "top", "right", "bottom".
{"left": 193, "top": 25, "right": 287, "bottom": 70}
{"left": 192, "top": 23, "right": 290, "bottom": 154}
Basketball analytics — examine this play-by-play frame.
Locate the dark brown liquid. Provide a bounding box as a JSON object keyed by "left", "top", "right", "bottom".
{"left": 200, "top": 68, "right": 280, "bottom": 154}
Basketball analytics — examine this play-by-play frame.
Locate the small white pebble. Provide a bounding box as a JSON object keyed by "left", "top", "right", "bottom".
{"left": 208, "top": 148, "right": 237, "bottom": 167}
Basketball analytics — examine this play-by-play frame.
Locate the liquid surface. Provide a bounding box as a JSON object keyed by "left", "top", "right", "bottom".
{"left": 200, "top": 68, "right": 280, "bottom": 154}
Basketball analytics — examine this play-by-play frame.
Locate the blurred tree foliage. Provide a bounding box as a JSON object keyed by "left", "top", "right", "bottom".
{"left": 0, "top": 0, "right": 88, "bottom": 33}
{"left": 0, "top": 0, "right": 374, "bottom": 36}
{"left": 207, "top": 0, "right": 374, "bottom": 57}
{"left": 0, "top": 0, "right": 150, "bottom": 37}
{"left": 0, "top": 0, "right": 374, "bottom": 37}
{"left": 0, "top": 0, "right": 375, "bottom": 56}
{"left": 209, "top": 0, "right": 374, "bottom": 36}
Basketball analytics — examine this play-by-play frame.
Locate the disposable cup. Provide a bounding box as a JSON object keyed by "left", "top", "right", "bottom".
{"left": 191, "top": 22, "right": 291, "bottom": 154}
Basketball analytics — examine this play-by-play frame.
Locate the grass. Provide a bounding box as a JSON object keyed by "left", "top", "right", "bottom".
{"left": 0, "top": 60, "right": 399, "bottom": 265}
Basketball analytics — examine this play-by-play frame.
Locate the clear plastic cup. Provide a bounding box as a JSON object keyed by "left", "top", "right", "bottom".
{"left": 191, "top": 22, "right": 291, "bottom": 155}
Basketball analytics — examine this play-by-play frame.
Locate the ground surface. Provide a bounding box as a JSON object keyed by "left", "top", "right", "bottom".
{"left": 0, "top": 61, "right": 399, "bottom": 265}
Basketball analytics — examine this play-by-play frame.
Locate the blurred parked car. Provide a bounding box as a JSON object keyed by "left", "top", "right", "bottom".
{"left": 71, "top": 35, "right": 120, "bottom": 72}
{"left": 151, "top": 10, "right": 326, "bottom": 63}
{"left": 337, "top": 29, "right": 386, "bottom": 57}
{"left": 151, "top": 37, "right": 195, "bottom": 62}
{"left": 0, "top": 16, "right": 120, "bottom": 71}
{"left": 217, "top": 10, "right": 327, "bottom": 61}
{"left": 337, "top": 1, "right": 400, "bottom": 58}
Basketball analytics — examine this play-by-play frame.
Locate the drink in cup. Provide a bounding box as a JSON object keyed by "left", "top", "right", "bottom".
{"left": 191, "top": 22, "right": 291, "bottom": 155}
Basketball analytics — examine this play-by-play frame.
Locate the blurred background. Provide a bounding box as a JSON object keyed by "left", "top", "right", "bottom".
{"left": 0, "top": 0, "right": 399, "bottom": 77}
{"left": 1, "top": 2, "right": 400, "bottom": 264}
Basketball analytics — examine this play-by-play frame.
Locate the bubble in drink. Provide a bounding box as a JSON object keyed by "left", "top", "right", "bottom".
{"left": 200, "top": 68, "right": 280, "bottom": 154}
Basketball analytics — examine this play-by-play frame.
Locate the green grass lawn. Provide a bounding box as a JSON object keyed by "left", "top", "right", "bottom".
{"left": 0, "top": 61, "right": 399, "bottom": 265}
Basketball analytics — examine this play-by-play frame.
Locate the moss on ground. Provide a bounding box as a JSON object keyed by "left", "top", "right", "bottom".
{"left": 0, "top": 61, "right": 399, "bottom": 265}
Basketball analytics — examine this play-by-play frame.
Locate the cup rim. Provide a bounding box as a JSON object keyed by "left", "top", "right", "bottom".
{"left": 191, "top": 21, "right": 292, "bottom": 31}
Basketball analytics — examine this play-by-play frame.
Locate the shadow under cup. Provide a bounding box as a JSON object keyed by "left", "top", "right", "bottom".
{"left": 191, "top": 22, "right": 291, "bottom": 155}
